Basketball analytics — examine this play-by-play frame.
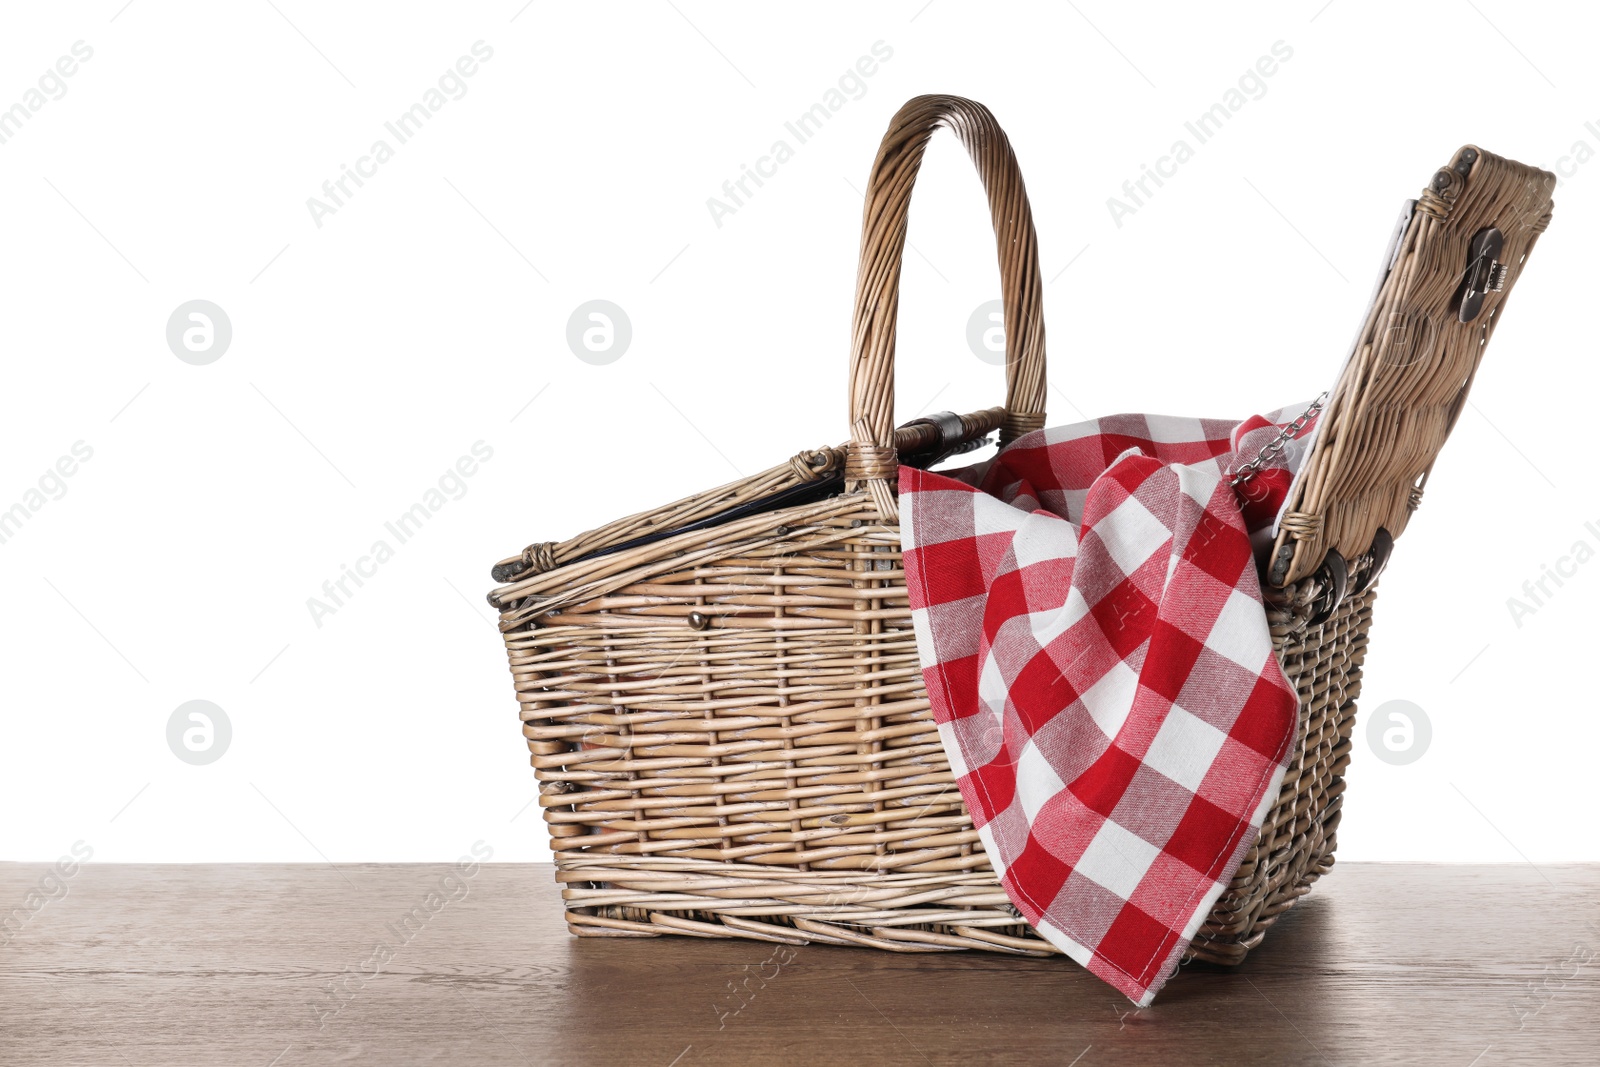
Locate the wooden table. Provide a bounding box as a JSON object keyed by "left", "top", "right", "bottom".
{"left": 2, "top": 862, "right": 1595, "bottom": 1065}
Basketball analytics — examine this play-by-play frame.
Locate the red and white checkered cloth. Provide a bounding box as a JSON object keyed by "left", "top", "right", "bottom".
{"left": 900, "top": 405, "right": 1317, "bottom": 1005}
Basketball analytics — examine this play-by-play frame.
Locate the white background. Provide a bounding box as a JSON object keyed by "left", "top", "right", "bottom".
{"left": 1, "top": 0, "right": 1594, "bottom": 865}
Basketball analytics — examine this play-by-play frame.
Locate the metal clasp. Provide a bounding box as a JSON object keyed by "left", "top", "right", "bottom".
{"left": 1458, "top": 226, "right": 1507, "bottom": 323}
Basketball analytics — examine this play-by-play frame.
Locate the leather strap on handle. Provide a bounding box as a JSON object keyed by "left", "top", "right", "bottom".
{"left": 845, "top": 95, "right": 1048, "bottom": 522}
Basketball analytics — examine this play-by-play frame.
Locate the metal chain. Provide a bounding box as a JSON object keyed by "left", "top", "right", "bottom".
{"left": 1228, "top": 392, "right": 1328, "bottom": 488}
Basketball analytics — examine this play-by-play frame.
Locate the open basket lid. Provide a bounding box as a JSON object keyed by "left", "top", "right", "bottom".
{"left": 1264, "top": 145, "right": 1555, "bottom": 591}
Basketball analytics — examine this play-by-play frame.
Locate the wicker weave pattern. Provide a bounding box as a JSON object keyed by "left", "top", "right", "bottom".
{"left": 490, "top": 96, "right": 1553, "bottom": 968}
{"left": 499, "top": 512, "right": 1373, "bottom": 963}
{"left": 1271, "top": 146, "right": 1555, "bottom": 585}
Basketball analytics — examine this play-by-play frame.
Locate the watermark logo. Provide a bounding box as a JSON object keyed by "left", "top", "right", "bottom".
{"left": 713, "top": 941, "right": 798, "bottom": 1029}
{"left": 0, "top": 841, "right": 92, "bottom": 947}
{"left": 0, "top": 441, "right": 93, "bottom": 547}
{"left": 1365, "top": 699, "right": 1431, "bottom": 766}
{"left": 566, "top": 300, "right": 631, "bottom": 365}
{"left": 1506, "top": 519, "right": 1600, "bottom": 629}
{"left": 166, "top": 300, "right": 232, "bottom": 365}
{"left": 307, "top": 442, "right": 494, "bottom": 628}
{"left": 705, "top": 41, "right": 893, "bottom": 228}
{"left": 966, "top": 299, "right": 1006, "bottom": 365}
{"left": 0, "top": 41, "right": 94, "bottom": 148}
{"left": 167, "top": 700, "right": 232, "bottom": 765}
{"left": 1512, "top": 905, "right": 1598, "bottom": 1031}
{"left": 1547, "top": 124, "right": 1600, "bottom": 188}
{"left": 305, "top": 41, "right": 494, "bottom": 229}
{"left": 1106, "top": 40, "right": 1294, "bottom": 228}
{"left": 1380, "top": 310, "right": 1436, "bottom": 369}
{"left": 309, "top": 841, "right": 493, "bottom": 1030}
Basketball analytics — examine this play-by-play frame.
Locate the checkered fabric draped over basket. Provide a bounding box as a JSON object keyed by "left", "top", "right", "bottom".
{"left": 900, "top": 406, "right": 1318, "bottom": 1004}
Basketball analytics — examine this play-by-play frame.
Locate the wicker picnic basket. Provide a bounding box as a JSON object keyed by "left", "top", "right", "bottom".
{"left": 489, "top": 96, "right": 1554, "bottom": 965}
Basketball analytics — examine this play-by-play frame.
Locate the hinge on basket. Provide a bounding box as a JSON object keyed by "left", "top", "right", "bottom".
{"left": 1279, "top": 526, "right": 1395, "bottom": 628}
{"left": 1349, "top": 527, "right": 1394, "bottom": 597}
{"left": 1306, "top": 550, "right": 1348, "bottom": 627}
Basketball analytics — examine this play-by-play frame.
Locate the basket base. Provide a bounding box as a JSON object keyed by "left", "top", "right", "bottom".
{"left": 552, "top": 833, "right": 1345, "bottom": 967}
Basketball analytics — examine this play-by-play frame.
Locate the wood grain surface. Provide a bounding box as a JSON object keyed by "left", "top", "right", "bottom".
{"left": 1, "top": 862, "right": 1595, "bottom": 1066}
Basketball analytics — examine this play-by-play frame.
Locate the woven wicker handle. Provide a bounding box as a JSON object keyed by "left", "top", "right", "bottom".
{"left": 845, "top": 95, "right": 1047, "bottom": 521}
